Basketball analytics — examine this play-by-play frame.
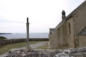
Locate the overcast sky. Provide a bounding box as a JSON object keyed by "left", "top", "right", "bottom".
{"left": 0, "top": 0, "right": 85, "bottom": 33}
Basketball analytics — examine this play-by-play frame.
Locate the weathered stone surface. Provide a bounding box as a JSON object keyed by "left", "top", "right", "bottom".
{"left": 5, "top": 49, "right": 60, "bottom": 57}
{"left": 6, "top": 47, "right": 86, "bottom": 57}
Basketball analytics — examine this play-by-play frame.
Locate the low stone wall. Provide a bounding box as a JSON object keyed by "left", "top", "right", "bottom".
{"left": 0, "top": 39, "right": 26, "bottom": 47}
{"left": 0, "top": 38, "right": 49, "bottom": 47}
{"left": 29, "top": 38, "right": 49, "bottom": 41}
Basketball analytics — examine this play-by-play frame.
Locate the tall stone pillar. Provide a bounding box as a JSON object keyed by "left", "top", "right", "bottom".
{"left": 26, "top": 17, "right": 30, "bottom": 49}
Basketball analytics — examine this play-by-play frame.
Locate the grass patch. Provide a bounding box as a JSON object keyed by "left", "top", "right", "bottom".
{"left": 0, "top": 42, "right": 26, "bottom": 55}
{"left": 0, "top": 41, "right": 43, "bottom": 55}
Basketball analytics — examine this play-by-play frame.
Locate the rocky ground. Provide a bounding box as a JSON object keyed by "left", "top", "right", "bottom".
{"left": 1, "top": 42, "right": 86, "bottom": 57}
{"left": 0, "top": 42, "right": 47, "bottom": 57}
{"left": 5, "top": 47, "right": 86, "bottom": 57}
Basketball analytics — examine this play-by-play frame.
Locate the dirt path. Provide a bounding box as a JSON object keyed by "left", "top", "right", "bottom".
{"left": 31, "top": 41, "right": 47, "bottom": 49}
{"left": 0, "top": 41, "right": 48, "bottom": 57}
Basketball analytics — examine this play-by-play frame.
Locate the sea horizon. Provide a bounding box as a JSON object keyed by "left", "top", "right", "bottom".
{"left": 0, "top": 33, "right": 49, "bottom": 39}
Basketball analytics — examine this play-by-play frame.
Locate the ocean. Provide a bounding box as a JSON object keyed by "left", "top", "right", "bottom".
{"left": 0, "top": 33, "right": 49, "bottom": 39}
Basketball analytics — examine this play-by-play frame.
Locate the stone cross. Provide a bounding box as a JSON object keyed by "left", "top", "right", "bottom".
{"left": 26, "top": 17, "right": 30, "bottom": 49}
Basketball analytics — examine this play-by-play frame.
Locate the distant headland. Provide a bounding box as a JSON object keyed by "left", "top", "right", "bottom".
{"left": 0, "top": 33, "right": 12, "bottom": 34}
